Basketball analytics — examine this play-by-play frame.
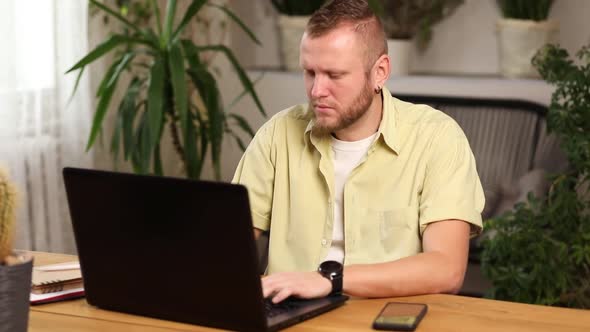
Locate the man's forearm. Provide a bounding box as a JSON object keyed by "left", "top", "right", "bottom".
{"left": 343, "top": 220, "right": 471, "bottom": 298}
{"left": 259, "top": 220, "right": 470, "bottom": 301}
{"left": 343, "top": 251, "right": 466, "bottom": 298}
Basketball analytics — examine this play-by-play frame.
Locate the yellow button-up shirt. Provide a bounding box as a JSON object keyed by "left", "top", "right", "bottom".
{"left": 232, "top": 87, "right": 484, "bottom": 274}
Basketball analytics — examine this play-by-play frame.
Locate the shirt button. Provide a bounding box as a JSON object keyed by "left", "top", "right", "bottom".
{"left": 321, "top": 239, "right": 328, "bottom": 246}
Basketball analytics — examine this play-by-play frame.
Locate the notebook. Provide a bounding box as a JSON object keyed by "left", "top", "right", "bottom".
{"left": 30, "top": 287, "right": 85, "bottom": 305}
{"left": 32, "top": 261, "right": 83, "bottom": 294}
{"left": 30, "top": 261, "right": 85, "bottom": 304}
{"left": 63, "top": 167, "right": 348, "bottom": 332}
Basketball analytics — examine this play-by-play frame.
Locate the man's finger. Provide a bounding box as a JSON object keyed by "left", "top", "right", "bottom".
{"left": 262, "top": 275, "right": 285, "bottom": 299}
{"left": 261, "top": 276, "right": 275, "bottom": 298}
{"left": 272, "top": 287, "right": 293, "bottom": 303}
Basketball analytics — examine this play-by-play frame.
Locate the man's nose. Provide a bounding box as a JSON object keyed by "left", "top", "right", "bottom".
{"left": 311, "top": 76, "right": 328, "bottom": 99}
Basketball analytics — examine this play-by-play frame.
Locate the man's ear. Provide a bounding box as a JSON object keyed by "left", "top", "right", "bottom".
{"left": 373, "top": 54, "right": 391, "bottom": 89}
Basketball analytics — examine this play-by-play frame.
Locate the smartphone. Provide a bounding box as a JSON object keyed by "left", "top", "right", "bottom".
{"left": 372, "top": 302, "right": 428, "bottom": 331}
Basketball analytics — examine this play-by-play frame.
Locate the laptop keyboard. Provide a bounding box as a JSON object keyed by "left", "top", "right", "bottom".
{"left": 264, "top": 298, "right": 302, "bottom": 318}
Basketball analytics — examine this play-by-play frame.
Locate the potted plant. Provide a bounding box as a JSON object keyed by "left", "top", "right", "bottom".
{"left": 496, "top": 0, "right": 557, "bottom": 78}
{"left": 270, "top": 0, "right": 325, "bottom": 71}
{"left": 481, "top": 44, "right": 590, "bottom": 308}
{"left": 69, "top": 0, "right": 266, "bottom": 180}
{"left": 0, "top": 166, "right": 33, "bottom": 332}
{"left": 380, "top": 0, "right": 463, "bottom": 75}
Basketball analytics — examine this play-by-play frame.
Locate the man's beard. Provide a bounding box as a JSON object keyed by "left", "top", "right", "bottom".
{"left": 311, "top": 79, "right": 374, "bottom": 136}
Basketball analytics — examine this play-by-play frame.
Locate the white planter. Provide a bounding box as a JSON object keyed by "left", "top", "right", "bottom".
{"left": 387, "top": 39, "right": 412, "bottom": 76}
{"left": 277, "top": 15, "right": 310, "bottom": 72}
{"left": 497, "top": 18, "right": 558, "bottom": 78}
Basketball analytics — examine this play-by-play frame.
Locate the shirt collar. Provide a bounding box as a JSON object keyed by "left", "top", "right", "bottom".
{"left": 378, "top": 86, "right": 401, "bottom": 154}
{"left": 304, "top": 86, "right": 400, "bottom": 155}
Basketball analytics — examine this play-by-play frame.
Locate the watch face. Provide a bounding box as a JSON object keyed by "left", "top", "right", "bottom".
{"left": 320, "top": 260, "right": 343, "bottom": 273}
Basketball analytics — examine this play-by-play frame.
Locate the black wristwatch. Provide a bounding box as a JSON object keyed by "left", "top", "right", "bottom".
{"left": 318, "top": 260, "right": 343, "bottom": 296}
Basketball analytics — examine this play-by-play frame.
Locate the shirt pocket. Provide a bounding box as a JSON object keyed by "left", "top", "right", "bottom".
{"left": 365, "top": 206, "right": 420, "bottom": 258}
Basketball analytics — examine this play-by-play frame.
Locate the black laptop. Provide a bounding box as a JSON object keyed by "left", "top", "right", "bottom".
{"left": 63, "top": 167, "right": 348, "bottom": 332}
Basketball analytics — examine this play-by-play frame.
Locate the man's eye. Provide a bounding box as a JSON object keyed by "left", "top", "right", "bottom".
{"left": 305, "top": 70, "right": 315, "bottom": 77}
{"left": 329, "top": 73, "right": 343, "bottom": 79}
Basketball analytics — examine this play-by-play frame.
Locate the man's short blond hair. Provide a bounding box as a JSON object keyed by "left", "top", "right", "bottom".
{"left": 306, "top": 0, "right": 388, "bottom": 70}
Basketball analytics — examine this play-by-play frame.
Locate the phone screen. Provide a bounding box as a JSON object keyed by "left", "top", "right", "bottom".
{"left": 373, "top": 302, "right": 427, "bottom": 331}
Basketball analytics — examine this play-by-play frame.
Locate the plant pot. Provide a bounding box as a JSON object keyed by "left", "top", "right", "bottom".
{"left": 497, "top": 18, "right": 558, "bottom": 78}
{"left": 277, "top": 15, "right": 310, "bottom": 72}
{"left": 387, "top": 39, "right": 412, "bottom": 76}
{"left": 0, "top": 253, "right": 33, "bottom": 332}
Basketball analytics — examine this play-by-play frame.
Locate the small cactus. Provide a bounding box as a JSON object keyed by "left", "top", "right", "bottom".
{"left": 0, "top": 166, "right": 17, "bottom": 264}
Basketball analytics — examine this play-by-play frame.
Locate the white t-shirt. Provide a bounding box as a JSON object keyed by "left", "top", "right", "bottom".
{"left": 323, "top": 132, "right": 378, "bottom": 263}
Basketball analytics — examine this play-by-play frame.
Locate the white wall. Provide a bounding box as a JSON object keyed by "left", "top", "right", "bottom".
{"left": 230, "top": 0, "right": 590, "bottom": 75}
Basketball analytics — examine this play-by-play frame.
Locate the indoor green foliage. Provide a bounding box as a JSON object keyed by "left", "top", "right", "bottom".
{"left": 69, "top": 0, "right": 265, "bottom": 180}
{"left": 270, "top": 0, "right": 325, "bottom": 16}
{"left": 481, "top": 44, "right": 590, "bottom": 308}
{"left": 380, "top": 0, "right": 463, "bottom": 50}
{"left": 497, "top": 0, "right": 554, "bottom": 21}
{"left": 0, "top": 167, "right": 17, "bottom": 263}
{"left": 533, "top": 44, "right": 590, "bottom": 177}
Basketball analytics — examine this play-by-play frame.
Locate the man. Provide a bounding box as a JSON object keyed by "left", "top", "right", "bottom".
{"left": 232, "top": 0, "right": 484, "bottom": 304}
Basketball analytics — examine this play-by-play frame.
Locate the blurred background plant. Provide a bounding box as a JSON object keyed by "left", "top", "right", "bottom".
{"left": 481, "top": 43, "right": 590, "bottom": 308}
{"left": 495, "top": 0, "right": 557, "bottom": 78}
{"left": 380, "top": 0, "right": 463, "bottom": 50}
{"left": 497, "top": 0, "right": 554, "bottom": 21}
{"left": 75, "top": 0, "right": 265, "bottom": 180}
{"left": 269, "top": 0, "right": 326, "bottom": 71}
{"left": 270, "top": 0, "right": 325, "bottom": 16}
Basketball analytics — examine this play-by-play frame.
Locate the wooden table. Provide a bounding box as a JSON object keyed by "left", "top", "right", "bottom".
{"left": 29, "top": 251, "right": 590, "bottom": 331}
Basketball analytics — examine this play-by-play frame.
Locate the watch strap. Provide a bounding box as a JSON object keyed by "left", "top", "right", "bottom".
{"left": 330, "top": 273, "right": 343, "bottom": 295}
{"left": 318, "top": 261, "right": 343, "bottom": 296}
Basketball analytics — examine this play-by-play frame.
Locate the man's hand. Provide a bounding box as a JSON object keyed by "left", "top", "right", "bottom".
{"left": 262, "top": 271, "right": 332, "bottom": 303}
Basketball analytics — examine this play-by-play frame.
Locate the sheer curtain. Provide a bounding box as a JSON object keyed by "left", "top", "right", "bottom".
{"left": 0, "top": 0, "right": 93, "bottom": 253}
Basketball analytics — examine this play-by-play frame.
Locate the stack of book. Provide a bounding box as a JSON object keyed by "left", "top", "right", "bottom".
{"left": 30, "top": 261, "right": 85, "bottom": 305}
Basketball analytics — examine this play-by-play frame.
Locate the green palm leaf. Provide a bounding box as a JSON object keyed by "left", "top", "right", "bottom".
{"left": 192, "top": 105, "right": 208, "bottom": 177}
{"left": 139, "top": 112, "right": 152, "bottom": 173}
{"left": 66, "top": 34, "right": 143, "bottom": 74}
{"left": 69, "top": 0, "right": 264, "bottom": 180}
{"left": 161, "top": 0, "right": 178, "bottom": 48}
{"left": 147, "top": 57, "right": 166, "bottom": 148}
{"left": 66, "top": 66, "right": 85, "bottom": 106}
{"left": 180, "top": 39, "right": 203, "bottom": 68}
{"left": 186, "top": 122, "right": 201, "bottom": 178}
{"left": 86, "top": 53, "right": 132, "bottom": 151}
{"left": 228, "top": 131, "right": 247, "bottom": 151}
{"left": 150, "top": 0, "right": 163, "bottom": 36}
{"left": 106, "top": 52, "right": 136, "bottom": 90}
{"left": 96, "top": 57, "right": 121, "bottom": 98}
{"left": 119, "top": 78, "right": 143, "bottom": 159}
{"left": 90, "top": 0, "right": 142, "bottom": 34}
{"left": 194, "top": 44, "right": 266, "bottom": 117}
{"left": 228, "top": 113, "right": 255, "bottom": 138}
{"left": 142, "top": 28, "right": 161, "bottom": 49}
{"left": 186, "top": 66, "right": 223, "bottom": 180}
{"left": 172, "top": 0, "right": 207, "bottom": 42}
{"left": 168, "top": 42, "right": 189, "bottom": 141}
{"left": 227, "top": 73, "right": 264, "bottom": 111}
{"left": 110, "top": 106, "right": 123, "bottom": 159}
{"left": 207, "top": 3, "right": 261, "bottom": 45}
